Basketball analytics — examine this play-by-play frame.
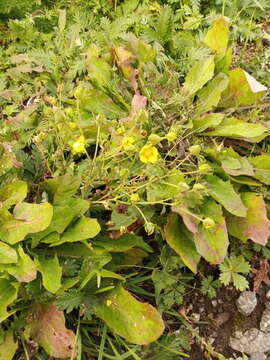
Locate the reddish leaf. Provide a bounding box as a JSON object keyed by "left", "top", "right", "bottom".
{"left": 27, "top": 304, "right": 76, "bottom": 358}
{"left": 252, "top": 258, "right": 270, "bottom": 292}
{"left": 226, "top": 192, "right": 270, "bottom": 245}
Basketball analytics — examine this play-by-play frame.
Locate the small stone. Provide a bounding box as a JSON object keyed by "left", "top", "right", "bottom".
{"left": 190, "top": 313, "right": 200, "bottom": 322}
{"left": 212, "top": 300, "right": 218, "bottom": 307}
{"left": 236, "top": 291, "right": 257, "bottom": 316}
{"left": 260, "top": 306, "right": 270, "bottom": 333}
{"left": 250, "top": 353, "right": 267, "bottom": 360}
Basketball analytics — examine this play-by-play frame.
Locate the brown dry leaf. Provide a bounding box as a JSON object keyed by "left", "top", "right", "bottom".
{"left": 252, "top": 258, "right": 270, "bottom": 292}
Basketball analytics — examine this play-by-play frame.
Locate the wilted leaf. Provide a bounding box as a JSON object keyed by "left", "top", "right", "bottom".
{"left": 226, "top": 192, "right": 270, "bottom": 245}
{"left": 183, "top": 57, "right": 215, "bottom": 96}
{"left": 0, "top": 242, "right": 17, "bottom": 264}
{"left": 37, "top": 255, "right": 62, "bottom": 293}
{"left": 96, "top": 285, "right": 164, "bottom": 345}
{"left": 0, "top": 202, "right": 53, "bottom": 244}
{"left": 27, "top": 304, "right": 76, "bottom": 358}
{"left": 219, "top": 68, "right": 267, "bottom": 107}
{"left": 0, "top": 181, "right": 27, "bottom": 208}
{"left": 0, "top": 330, "right": 18, "bottom": 360}
{"left": 172, "top": 205, "right": 199, "bottom": 234}
{"left": 94, "top": 234, "right": 153, "bottom": 253}
{"left": 194, "top": 200, "right": 229, "bottom": 264}
{"left": 206, "top": 175, "right": 247, "bottom": 217}
{"left": 204, "top": 17, "right": 229, "bottom": 56}
{"left": 204, "top": 117, "right": 269, "bottom": 142}
{"left": 1, "top": 246, "right": 37, "bottom": 282}
{"left": 195, "top": 73, "right": 229, "bottom": 115}
{"left": 164, "top": 214, "right": 200, "bottom": 273}
{"left": 0, "top": 279, "right": 17, "bottom": 322}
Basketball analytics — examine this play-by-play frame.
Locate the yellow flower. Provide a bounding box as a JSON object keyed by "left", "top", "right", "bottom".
{"left": 106, "top": 300, "right": 112, "bottom": 307}
{"left": 117, "top": 125, "right": 125, "bottom": 135}
{"left": 70, "top": 135, "right": 86, "bottom": 154}
{"left": 130, "top": 193, "right": 140, "bottom": 203}
{"left": 69, "top": 122, "right": 77, "bottom": 129}
{"left": 121, "top": 136, "right": 135, "bottom": 151}
{"left": 139, "top": 145, "right": 159, "bottom": 163}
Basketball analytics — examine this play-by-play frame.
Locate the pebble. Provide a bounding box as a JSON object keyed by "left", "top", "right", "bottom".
{"left": 260, "top": 305, "right": 270, "bottom": 333}
{"left": 211, "top": 300, "right": 218, "bottom": 307}
{"left": 236, "top": 291, "right": 257, "bottom": 316}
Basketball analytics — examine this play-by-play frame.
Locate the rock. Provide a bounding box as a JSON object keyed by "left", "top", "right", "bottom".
{"left": 211, "top": 300, "right": 218, "bottom": 307}
{"left": 250, "top": 353, "right": 267, "bottom": 360}
{"left": 229, "top": 328, "right": 270, "bottom": 355}
{"left": 260, "top": 305, "right": 270, "bottom": 332}
{"left": 190, "top": 313, "right": 200, "bottom": 322}
{"left": 236, "top": 291, "right": 257, "bottom": 316}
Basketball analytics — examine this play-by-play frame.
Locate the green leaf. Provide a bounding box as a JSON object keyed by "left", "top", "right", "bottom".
{"left": 204, "top": 17, "right": 229, "bottom": 56}
{"left": 219, "top": 68, "right": 267, "bottom": 107}
{"left": 87, "top": 56, "right": 112, "bottom": 89}
{"left": 204, "top": 117, "right": 269, "bottom": 142}
{"left": 0, "top": 279, "right": 17, "bottom": 322}
{"left": 76, "top": 88, "right": 128, "bottom": 118}
{"left": 193, "top": 113, "right": 224, "bottom": 132}
{"left": 194, "top": 200, "right": 229, "bottom": 264}
{"left": 31, "top": 205, "right": 75, "bottom": 246}
{"left": 37, "top": 255, "right": 62, "bottom": 293}
{"left": 1, "top": 246, "right": 37, "bottom": 283}
{"left": 221, "top": 151, "right": 254, "bottom": 177}
{"left": 0, "top": 242, "right": 17, "bottom": 264}
{"left": 27, "top": 304, "right": 76, "bottom": 358}
{"left": 43, "top": 175, "right": 81, "bottom": 204}
{"left": 0, "top": 330, "right": 18, "bottom": 360}
{"left": 94, "top": 234, "right": 153, "bottom": 253}
{"left": 183, "top": 57, "right": 215, "bottom": 96}
{"left": 226, "top": 192, "right": 270, "bottom": 245}
{"left": 231, "top": 273, "right": 249, "bottom": 291}
{"left": 59, "top": 198, "right": 90, "bottom": 217}
{"left": 96, "top": 285, "right": 165, "bottom": 345}
{"left": 206, "top": 175, "right": 247, "bottom": 217}
{"left": 219, "top": 255, "right": 250, "bottom": 291}
{"left": 0, "top": 181, "right": 27, "bottom": 208}
{"left": 147, "top": 170, "right": 184, "bottom": 202}
{"left": 195, "top": 73, "right": 228, "bottom": 115}
{"left": 164, "top": 214, "right": 200, "bottom": 274}
{"left": 55, "top": 216, "right": 100, "bottom": 245}
{"left": 0, "top": 202, "right": 53, "bottom": 244}
{"left": 250, "top": 155, "right": 270, "bottom": 185}
{"left": 109, "top": 207, "right": 138, "bottom": 231}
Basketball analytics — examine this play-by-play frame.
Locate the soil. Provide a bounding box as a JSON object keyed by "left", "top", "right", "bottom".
{"left": 183, "top": 282, "right": 268, "bottom": 359}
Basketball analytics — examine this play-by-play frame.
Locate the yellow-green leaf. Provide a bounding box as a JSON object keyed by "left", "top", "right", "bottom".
{"left": 96, "top": 285, "right": 165, "bottom": 345}
{"left": 204, "top": 17, "right": 229, "bottom": 56}
{"left": 37, "top": 255, "right": 62, "bottom": 293}
{"left": 183, "top": 56, "right": 215, "bottom": 96}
